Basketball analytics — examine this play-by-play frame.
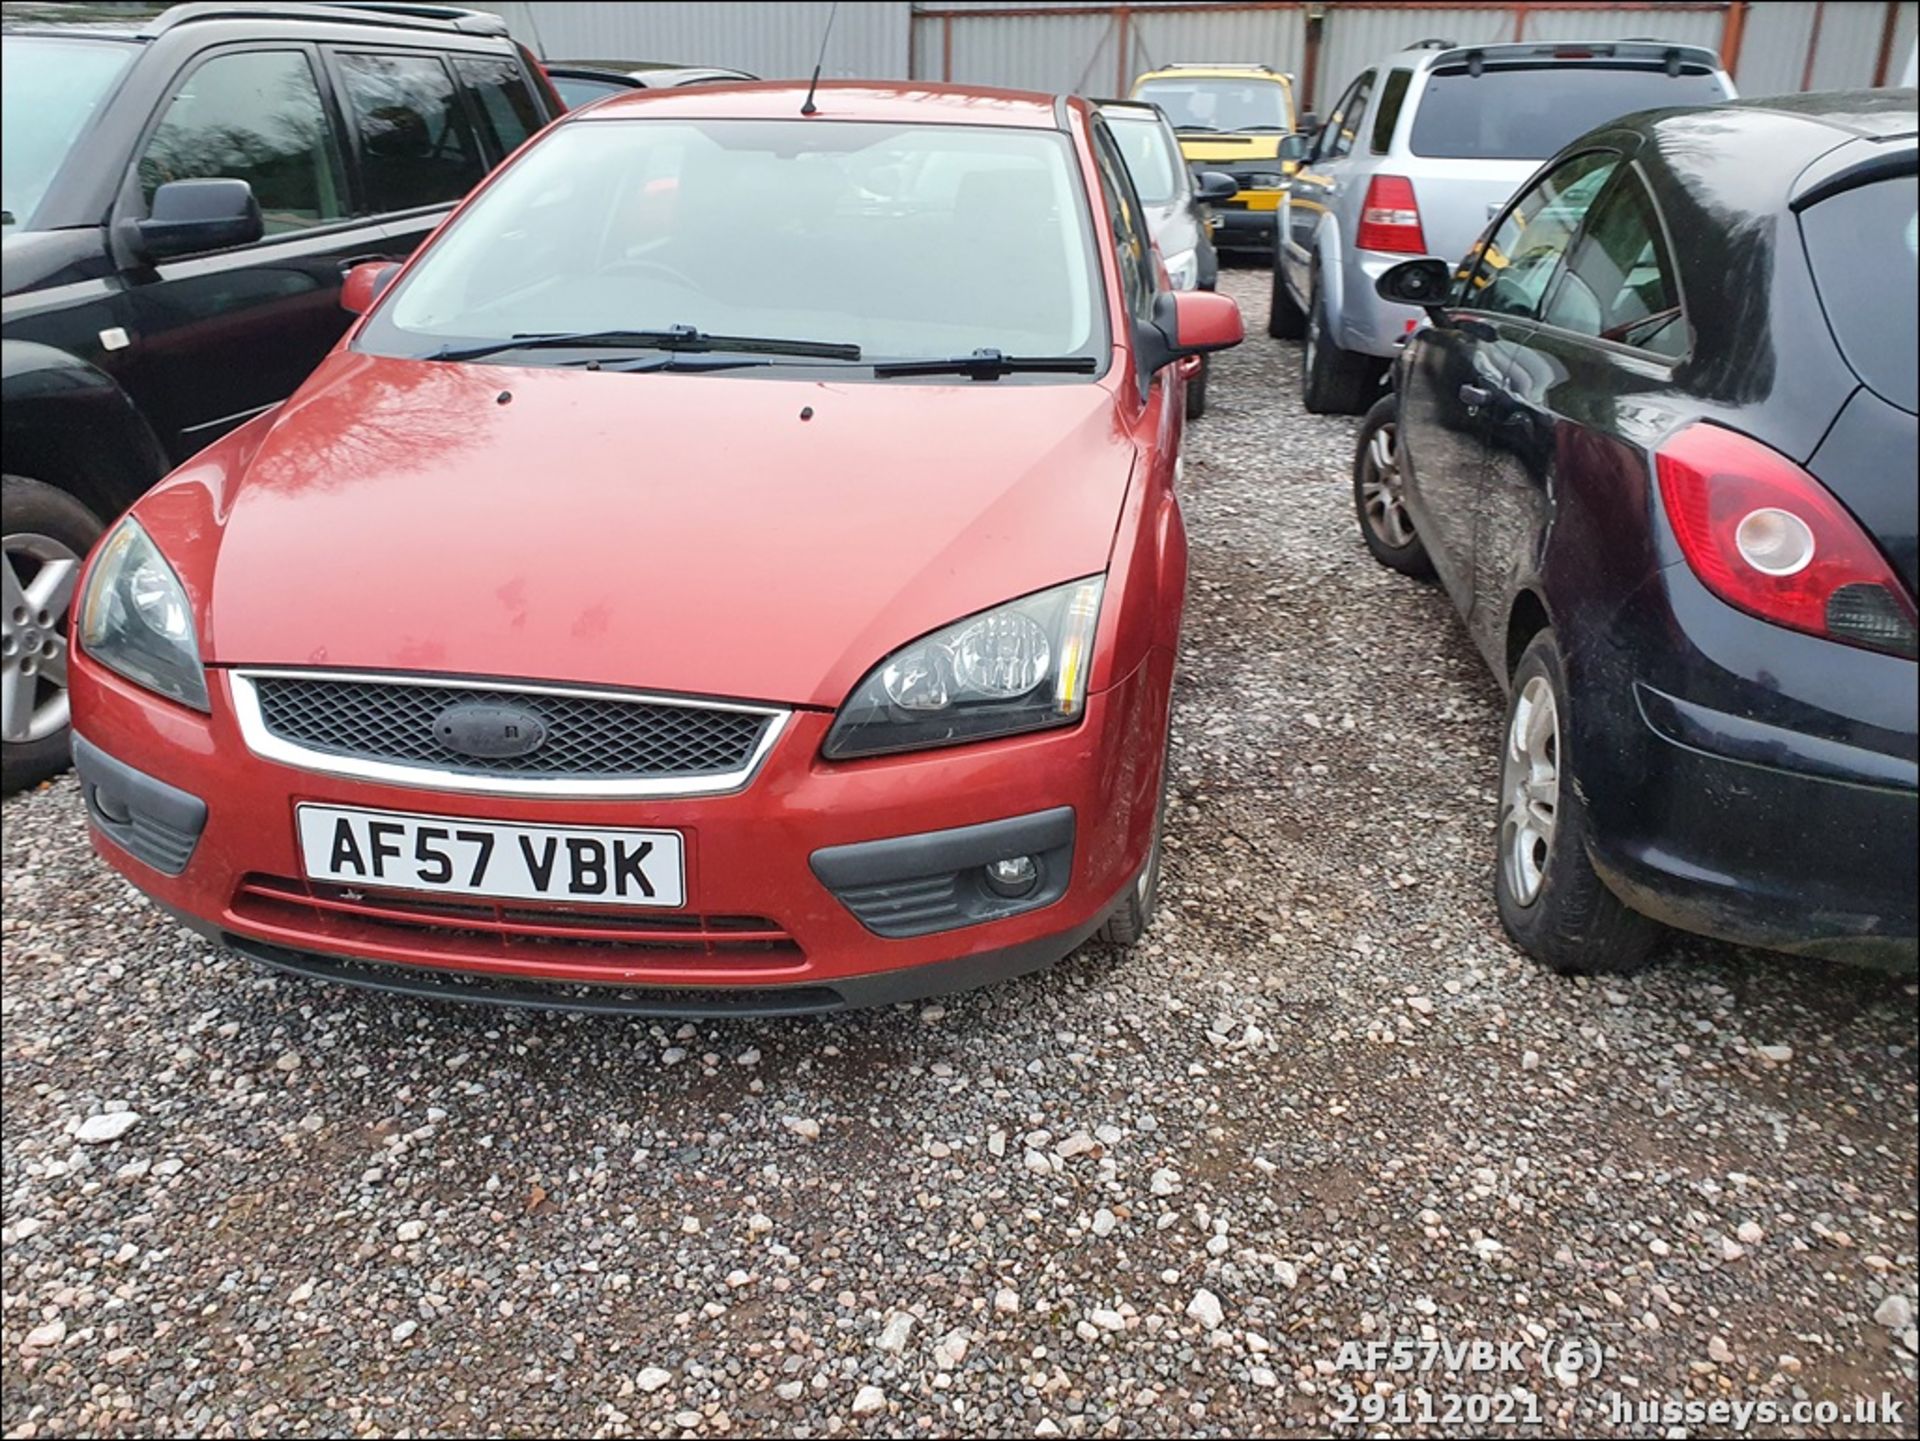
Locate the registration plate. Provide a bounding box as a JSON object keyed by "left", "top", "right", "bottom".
{"left": 295, "top": 805, "right": 685, "bottom": 908}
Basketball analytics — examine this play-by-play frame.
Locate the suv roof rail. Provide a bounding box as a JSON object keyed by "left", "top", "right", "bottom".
{"left": 1405, "top": 37, "right": 1456, "bottom": 51}
{"left": 1158, "top": 62, "right": 1283, "bottom": 74}
{"left": 139, "top": 2, "right": 510, "bottom": 39}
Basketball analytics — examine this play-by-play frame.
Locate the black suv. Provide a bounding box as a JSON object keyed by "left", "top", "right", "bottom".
{"left": 1, "top": 2, "right": 560, "bottom": 790}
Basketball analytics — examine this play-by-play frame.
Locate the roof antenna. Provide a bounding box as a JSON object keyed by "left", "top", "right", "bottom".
{"left": 801, "top": 1, "right": 839, "bottom": 116}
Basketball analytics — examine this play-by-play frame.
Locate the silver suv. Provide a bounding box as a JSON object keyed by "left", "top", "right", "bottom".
{"left": 1269, "top": 39, "right": 1735, "bottom": 412}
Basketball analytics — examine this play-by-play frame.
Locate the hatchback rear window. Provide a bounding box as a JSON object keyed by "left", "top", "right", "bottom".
{"left": 1799, "top": 175, "right": 1918, "bottom": 413}
{"left": 1409, "top": 63, "right": 1729, "bottom": 160}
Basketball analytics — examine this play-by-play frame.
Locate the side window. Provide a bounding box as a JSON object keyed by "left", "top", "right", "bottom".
{"left": 1091, "top": 123, "right": 1155, "bottom": 324}
{"left": 454, "top": 56, "right": 541, "bottom": 159}
{"left": 137, "top": 49, "right": 347, "bottom": 235}
{"left": 334, "top": 51, "right": 486, "bottom": 213}
{"left": 1322, "top": 70, "right": 1374, "bottom": 161}
{"left": 1541, "top": 170, "right": 1686, "bottom": 356}
{"left": 1370, "top": 68, "right": 1412, "bottom": 154}
{"left": 1463, "top": 151, "right": 1617, "bottom": 318}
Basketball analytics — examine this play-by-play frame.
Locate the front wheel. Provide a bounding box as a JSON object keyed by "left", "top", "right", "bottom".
{"left": 1493, "top": 631, "right": 1660, "bottom": 975}
{"left": 3, "top": 476, "right": 101, "bottom": 795}
{"left": 1098, "top": 721, "right": 1172, "bottom": 947}
{"left": 1302, "top": 280, "right": 1376, "bottom": 415}
{"left": 1268, "top": 261, "right": 1306, "bottom": 339}
{"left": 1185, "top": 355, "right": 1210, "bottom": 420}
{"left": 1352, "top": 395, "right": 1434, "bottom": 578}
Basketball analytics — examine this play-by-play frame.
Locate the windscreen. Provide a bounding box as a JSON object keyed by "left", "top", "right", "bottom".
{"left": 368, "top": 118, "right": 1103, "bottom": 366}
{"left": 1107, "top": 115, "right": 1181, "bottom": 205}
{"left": 1799, "top": 174, "right": 1918, "bottom": 413}
{"left": 1, "top": 37, "right": 135, "bottom": 231}
{"left": 1134, "top": 77, "right": 1291, "bottom": 133}
{"left": 1409, "top": 63, "right": 1730, "bottom": 160}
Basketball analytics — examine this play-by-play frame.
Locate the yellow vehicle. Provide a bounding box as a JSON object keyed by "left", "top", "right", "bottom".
{"left": 1130, "top": 63, "right": 1299, "bottom": 255}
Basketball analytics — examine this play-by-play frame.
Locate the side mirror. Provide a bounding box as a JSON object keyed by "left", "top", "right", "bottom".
{"left": 1139, "top": 290, "right": 1243, "bottom": 376}
{"left": 133, "top": 179, "right": 263, "bottom": 261}
{"left": 1277, "top": 133, "right": 1312, "bottom": 163}
{"left": 1375, "top": 256, "right": 1454, "bottom": 319}
{"left": 1193, "top": 169, "right": 1238, "bottom": 203}
{"left": 340, "top": 260, "right": 401, "bottom": 315}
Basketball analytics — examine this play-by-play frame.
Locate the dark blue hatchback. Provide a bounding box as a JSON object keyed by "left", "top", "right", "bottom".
{"left": 1353, "top": 89, "right": 1917, "bottom": 974}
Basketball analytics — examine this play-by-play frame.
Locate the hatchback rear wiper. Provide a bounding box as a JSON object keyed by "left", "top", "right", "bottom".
{"left": 426, "top": 326, "right": 861, "bottom": 363}
{"left": 871, "top": 349, "right": 1098, "bottom": 380}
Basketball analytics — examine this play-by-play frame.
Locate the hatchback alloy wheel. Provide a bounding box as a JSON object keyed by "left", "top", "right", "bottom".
{"left": 1358, "top": 418, "right": 1415, "bottom": 550}
{"left": 1, "top": 532, "right": 81, "bottom": 747}
{"left": 1500, "top": 674, "right": 1560, "bottom": 906}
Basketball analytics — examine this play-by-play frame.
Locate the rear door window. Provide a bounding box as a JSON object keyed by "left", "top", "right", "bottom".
{"left": 1318, "top": 71, "right": 1373, "bottom": 161}
{"left": 1410, "top": 63, "right": 1729, "bottom": 161}
{"left": 1799, "top": 175, "right": 1918, "bottom": 412}
{"left": 1370, "top": 68, "right": 1412, "bottom": 154}
{"left": 454, "top": 55, "right": 541, "bottom": 160}
{"left": 138, "top": 49, "right": 347, "bottom": 235}
{"left": 1542, "top": 169, "right": 1686, "bottom": 356}
{"left": 333, "top": 51, "right": 486, "bottom": 213}
{"left": 1463, "top": 150, "right": 1617, "bottom": 318}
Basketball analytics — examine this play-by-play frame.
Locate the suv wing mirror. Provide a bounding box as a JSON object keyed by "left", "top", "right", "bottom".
{"left": 1192, "top": 169, "right": 1239, "bottom": 203}
{"left": 133, "top": 179, "right": 263, "bottom": 262}
{"left": 1277, "top": 133, "right": 1312, "bottom": 163}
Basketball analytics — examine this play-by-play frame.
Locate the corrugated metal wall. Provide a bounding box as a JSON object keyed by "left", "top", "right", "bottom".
{"left": 474, "top": 1, "right": 912, "bottom": 79}
{"left": 482, "top": 2, "right": 1917, "bottom": 105}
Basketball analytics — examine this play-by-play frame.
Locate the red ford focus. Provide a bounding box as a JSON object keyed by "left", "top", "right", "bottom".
{"left": 66, "top": 82, "right": 1242, "bottom": 1015}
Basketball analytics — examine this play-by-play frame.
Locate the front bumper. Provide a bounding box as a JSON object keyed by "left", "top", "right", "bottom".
{"left": 1211, "top": 207, "right": 1279, "bottom": 250}
{"left": 70, "top": 649, "right": 1173, "bottom": 1013}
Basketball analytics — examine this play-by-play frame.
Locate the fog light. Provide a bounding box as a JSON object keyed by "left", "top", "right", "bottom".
{"left": 984, "top": 855, "right": 1039, "bottom": 897}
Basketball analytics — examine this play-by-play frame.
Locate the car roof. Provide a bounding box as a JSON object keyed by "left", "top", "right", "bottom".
{"left": 4, "top": 1, "right": 507, "bottom": 41}
{"left": 1726, "top": 87, "right": 1919, "bottom": 141}
{"left": 573, "top": 80, "right": 1068, "bottom": 128}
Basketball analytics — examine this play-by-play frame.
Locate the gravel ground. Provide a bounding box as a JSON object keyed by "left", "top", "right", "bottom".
{"left": 4, "top": 266, "right": 1917, "bottom": 1439}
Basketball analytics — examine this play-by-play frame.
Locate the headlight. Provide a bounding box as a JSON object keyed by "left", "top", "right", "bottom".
{"left": 1163, "top": 247, "right": 1199, "bottom": 291}
{"left": 77, "top": 518, "right": 208, "bottom": 711}
{"left": 1242, "top": 171, "right": 1285, "bottom": 189}
{"left": 823, "top": 576, "right": 1104, "bottom": 759}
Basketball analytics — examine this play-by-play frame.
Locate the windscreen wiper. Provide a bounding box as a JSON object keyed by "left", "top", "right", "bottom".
{"left": 871, "top": 349, "right": 1098, "bottom": 380}
{"left": 425, "top": 326, "right": 861, "bottom": 363}
{"left": 568, "top": 354, "right": 781, "bottom": 374}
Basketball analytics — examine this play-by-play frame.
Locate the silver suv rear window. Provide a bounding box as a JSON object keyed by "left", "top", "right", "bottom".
{"left": 1409, "top": 63, "right": 1729, "bottom": 160}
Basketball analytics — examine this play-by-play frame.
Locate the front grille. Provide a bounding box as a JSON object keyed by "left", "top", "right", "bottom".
{"left": 246, "top": 674, "right": 774, "bottom": 782}
{"left": 232, "top": 874, "right": 805, "bottom": 966}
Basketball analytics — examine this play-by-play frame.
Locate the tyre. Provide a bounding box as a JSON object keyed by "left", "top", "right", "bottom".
{"left": 1302, "top": 278, "right": 1376, "bottom": 415}
{"left": 1494, "top": 631, "right": 1660, "bottom": 975}
{"left": 1185, "top": 355, "right": 1209, "bottom": 420}
{"left": 1098, "top": 717, "right": 1172, "bottom": 947}
{"left": 1352, "top": 395, "right": 1434, "bottom": 578}
{"left": 1267, "top": 260, "right": 1306, "bottom": 339}
{"left": 3, "top": 475, "right": 102, "bottom": 794}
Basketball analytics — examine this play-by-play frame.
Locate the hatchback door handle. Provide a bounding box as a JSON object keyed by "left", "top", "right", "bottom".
{"left": 1459, "top": 383, "right": 1492, "bottom": 408}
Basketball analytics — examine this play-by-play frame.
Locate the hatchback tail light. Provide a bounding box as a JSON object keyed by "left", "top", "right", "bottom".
{"left": 1356, "top": 175, "right": 1427, "bottom": 254}
{"left": 1655, "top": 421, "right": 1918, "bottom": 657}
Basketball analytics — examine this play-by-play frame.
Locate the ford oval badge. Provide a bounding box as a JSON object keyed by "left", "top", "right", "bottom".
{"left": 432, "top": 701, "right": 548, "bottom": 760}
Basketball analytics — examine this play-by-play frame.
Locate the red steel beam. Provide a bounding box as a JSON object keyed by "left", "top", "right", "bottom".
{"left": 1873, "top": 0, "right": 1902, "bottom": 86}
{"left": 1116, "top": 3, "right": 1132, "bottom": 94}
{"left": 1801, "top": 0, "right": 1826, "bottom": 91}
{"left": 943, "top": 12, "right": 953, "bottom": 82}
{"left": 1719, "top": 0, "right": 1750, "bottom": 81}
